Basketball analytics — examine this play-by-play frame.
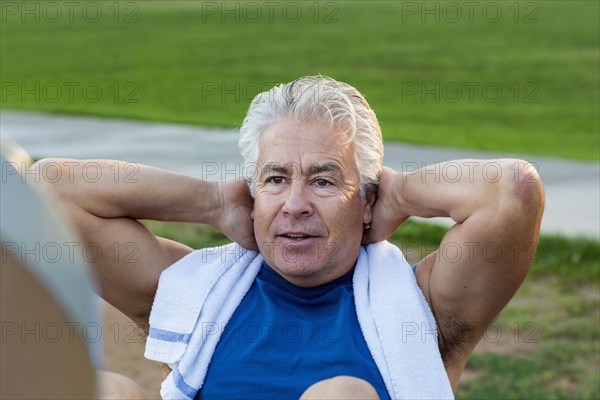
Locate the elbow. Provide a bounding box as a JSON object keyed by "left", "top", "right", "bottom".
{"left": 506, "top": 159, "right": 545, "bottom": 220}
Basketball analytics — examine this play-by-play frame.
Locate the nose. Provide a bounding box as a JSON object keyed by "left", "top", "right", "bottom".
{"left": 282, "top": 182, "right": 313, "bottom": 218}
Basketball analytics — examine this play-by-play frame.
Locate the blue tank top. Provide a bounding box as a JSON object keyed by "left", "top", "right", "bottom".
{"left": 197, "top": 263, "right": 390, "bottom": 399}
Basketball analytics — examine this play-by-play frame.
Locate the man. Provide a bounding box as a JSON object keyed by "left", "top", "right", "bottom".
{"left": 34, "top": 76, "right": 544, "bottom": 399}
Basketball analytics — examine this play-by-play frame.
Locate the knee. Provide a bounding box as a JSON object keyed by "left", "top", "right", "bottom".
{"left": 96, "top": 371, "right": 147, "bottom": 400}
{"left": 300, "top": 376, "right": 379, "bottom": 400}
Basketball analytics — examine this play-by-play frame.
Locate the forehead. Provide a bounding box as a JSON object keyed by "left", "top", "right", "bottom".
{"left": 258, "top": 118, "right": 354, "bottom": 167}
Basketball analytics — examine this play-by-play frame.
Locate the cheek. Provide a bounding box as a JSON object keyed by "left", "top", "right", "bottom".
{"left": 328, "top": 199, "right": 365, "bottom": 235}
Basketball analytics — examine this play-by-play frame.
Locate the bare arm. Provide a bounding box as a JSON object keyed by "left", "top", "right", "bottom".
{"left": 364, "top": 159, "right": 544, "bottom": 387}
{"left": 32, "top": 159, "right": 255, "bottom": 330}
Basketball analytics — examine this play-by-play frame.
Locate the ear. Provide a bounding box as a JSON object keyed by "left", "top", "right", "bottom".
{"left": 247, "top": 179, "right": 256, "bottom": 221}
{"left": 362, "top": 190, "right": 376, "bottom": 224}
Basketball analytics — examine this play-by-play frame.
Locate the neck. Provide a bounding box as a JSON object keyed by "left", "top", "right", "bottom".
{"left": 267, "top": 262, "right": 356, "bottom": 288}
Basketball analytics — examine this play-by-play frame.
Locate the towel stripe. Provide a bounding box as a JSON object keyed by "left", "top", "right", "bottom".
{"left": 149, "top": 327, "right": 191, "bottom": 343}
{"left": 172, "top": 367, "right": 198, "bottom": 398}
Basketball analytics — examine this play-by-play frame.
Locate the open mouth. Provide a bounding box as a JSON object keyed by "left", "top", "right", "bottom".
{"left": 281, "top": 234, "right": 313, "bottom": 240}
{"left": 278, "top": 232, "right": 319, "bottom": 241}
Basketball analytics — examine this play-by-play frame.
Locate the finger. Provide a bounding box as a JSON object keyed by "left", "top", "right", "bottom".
{"left": 239, "top": 233, "right": 259, "bottom": 251}
{"left": 242, "top": 240, "right": 259, "bottom": 251}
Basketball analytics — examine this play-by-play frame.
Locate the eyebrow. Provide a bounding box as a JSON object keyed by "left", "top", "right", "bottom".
{"left": 260, "top": 163, "right": 290, "bottom": 178}
{"left": 308, "top": 162, "right": 342, "bottom": 176}
{"left": 259, "top": 161, "right": 342, "bottom": 179}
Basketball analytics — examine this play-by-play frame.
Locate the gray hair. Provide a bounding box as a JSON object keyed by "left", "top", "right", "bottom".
{"left": 239, "top": 76, "right": 383, "bottom": 197}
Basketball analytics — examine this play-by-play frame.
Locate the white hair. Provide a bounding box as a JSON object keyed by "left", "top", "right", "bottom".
{"left": 239, "top": 75, "right": 384, "bottom": 197}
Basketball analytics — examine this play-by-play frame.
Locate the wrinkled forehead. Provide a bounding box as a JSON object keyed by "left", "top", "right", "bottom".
{"left": 259, "top": 119, "right": 353, "bottom": 156}
{"left": 253, "top": 118, "right": 357, "bottom": 178}
{"left": 257, "top": 117, "right": 353, "bottom": 154}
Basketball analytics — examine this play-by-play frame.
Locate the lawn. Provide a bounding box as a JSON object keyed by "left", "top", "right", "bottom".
{"left": 142, "top": 219, "right": 600, "bottom": 399}
{"left": 1, "top": 1, "right": 598, "bottom": 160}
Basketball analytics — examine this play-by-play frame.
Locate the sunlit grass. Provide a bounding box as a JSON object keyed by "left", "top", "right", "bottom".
{"left": 1, "top": 1, "right": 598, "bottom": 160}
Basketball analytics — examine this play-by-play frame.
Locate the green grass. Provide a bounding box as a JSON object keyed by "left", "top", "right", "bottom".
{"left": 531, "top": 234, "right": 600, "bottom": 287}
{"left": 1, "top": 1, "right": 598, "bottom": 160}
{"left": 141, "top": 218, "right": 599, "bottom": 399}
{"left": 460, "top": 277, "right": 599, "bottom": 399}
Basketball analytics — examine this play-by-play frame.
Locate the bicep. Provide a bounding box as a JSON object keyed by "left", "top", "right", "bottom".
{"left": 411, "top": 160, "right": 543, "bottom": 374}
{"left": 417, "top": 194, "right": 541, "bottom": 360}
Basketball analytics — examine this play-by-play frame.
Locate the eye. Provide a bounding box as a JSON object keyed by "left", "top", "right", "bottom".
{"left": 315, "top": 178, "right": 331, "bottom": 187}
{"left": 267, "top": 176, "right": 285, "bottom": 184}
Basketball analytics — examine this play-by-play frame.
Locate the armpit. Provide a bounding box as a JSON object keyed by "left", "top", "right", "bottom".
{"left": 436, "top": 308, "right": 476, "bottom": 368}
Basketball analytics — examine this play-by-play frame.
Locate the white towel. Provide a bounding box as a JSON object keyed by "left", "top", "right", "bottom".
{"left": 354, "top": 241, "right": 453, "bottom": 399}
{"left": 145, "top": 241, "right": 454, "bottom": 399}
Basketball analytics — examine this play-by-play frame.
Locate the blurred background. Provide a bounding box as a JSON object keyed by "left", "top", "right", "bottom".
{"left": 1, "top": 1, "right": 598, "bottom": 398}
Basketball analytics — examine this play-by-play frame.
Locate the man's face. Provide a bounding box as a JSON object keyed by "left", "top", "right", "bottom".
{"left": 252, "top": 118, "right": 374, "bottom": 287}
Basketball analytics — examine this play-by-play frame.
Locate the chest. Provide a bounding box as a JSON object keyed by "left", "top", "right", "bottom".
{"left": 197, "top": 279, "right": 389, "bottom": 399}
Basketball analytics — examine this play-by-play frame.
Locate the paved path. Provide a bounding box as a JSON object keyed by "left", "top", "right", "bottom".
{"left": 2, "top": 110, "right": 598, "bottom": 239}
